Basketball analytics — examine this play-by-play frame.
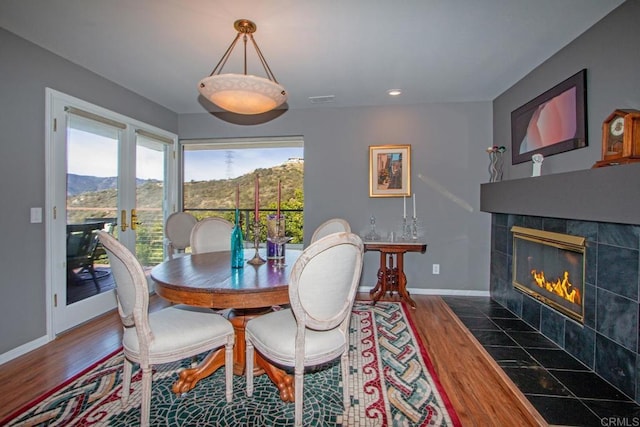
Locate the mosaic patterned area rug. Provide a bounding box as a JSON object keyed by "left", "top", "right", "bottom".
{"left": 3, "top": 301, "right": 460, "bottom": 426}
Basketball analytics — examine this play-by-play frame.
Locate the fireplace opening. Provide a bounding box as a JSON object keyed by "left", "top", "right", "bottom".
{"left": 511, "top": 226, "right": 586, "bottom": 323}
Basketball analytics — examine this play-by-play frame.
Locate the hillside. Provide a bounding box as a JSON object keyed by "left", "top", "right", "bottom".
{"left": 67, "top": 161, "right": 304, "bottom": 212}
{"left": 184, "top": 162, "right": 303, "bottom": 211}
{"left": 67, "top": 174, "right": 154, "bottom": 196}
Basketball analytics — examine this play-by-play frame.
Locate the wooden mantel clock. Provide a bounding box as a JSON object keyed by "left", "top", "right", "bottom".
{"left": 593, "top": 109, "right": 640, "bottom": 168}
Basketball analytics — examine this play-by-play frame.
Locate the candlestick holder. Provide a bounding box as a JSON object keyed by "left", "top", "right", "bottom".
{"left": 247, "top": 220, "right": 266, "bottom": 265}
{"left": 401, "top": 217, "right": 409, "bottom": 240}
{"left": 411, "top": 217, "right": 418, "bottom": 240}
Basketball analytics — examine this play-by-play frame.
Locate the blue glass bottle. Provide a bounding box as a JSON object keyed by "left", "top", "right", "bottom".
{"left": 230, "top": 208, "right": 244, "bottom": 268}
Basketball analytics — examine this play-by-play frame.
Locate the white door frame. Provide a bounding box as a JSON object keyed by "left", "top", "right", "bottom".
{"left": 45, "top": 88, "right": 178, "bottom": 339}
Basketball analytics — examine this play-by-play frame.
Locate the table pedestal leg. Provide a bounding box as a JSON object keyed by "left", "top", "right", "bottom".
{"left": 231, "top": 308, "right": 295, "bottom": 401}
{"left": 255, "top": 352, "right": 295, "bottom": 402}
{"left": 369, "top": 252, "right": 388, "bottom": 303}
{"left": 395, "top": 253, "right": 416, "bottom": 308}
{"left": 172, "top": 348, "right": 225, "bottom": 395}
{"left": 369, "top": 251, "right": 416, "bottom": 308}
{"left": 387, "top": 253, "right": 398, "bottom": 297}
{"left": 227, "top": 308, "right": 270, "bottom": 375}
{"left": 171, "top": 307, "right": 290, "bottom": 397}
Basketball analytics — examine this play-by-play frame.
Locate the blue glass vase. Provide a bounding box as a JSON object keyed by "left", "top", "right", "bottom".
{"left": 230, "top": 209, "right": 244, "bottom": 269}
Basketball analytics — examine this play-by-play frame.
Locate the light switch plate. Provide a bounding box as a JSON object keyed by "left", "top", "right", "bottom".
{"left": 30, "top": 207, "right": 42, "bottom": 223}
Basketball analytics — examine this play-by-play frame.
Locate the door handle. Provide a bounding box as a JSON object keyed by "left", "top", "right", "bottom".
{"left": 131, "top": 208, "right": 141, "bottom": 231}
{"left": 121, "top": 210, "right": 128, "bottom": 232}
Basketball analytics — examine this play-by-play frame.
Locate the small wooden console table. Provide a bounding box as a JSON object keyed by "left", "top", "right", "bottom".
{"left": 364, "top": 241, "right": 427, "bottom": 309}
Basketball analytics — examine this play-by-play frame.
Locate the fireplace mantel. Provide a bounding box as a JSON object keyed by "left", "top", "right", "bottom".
{"left": 480, "top": 162, "right": 640, "bottom": 225}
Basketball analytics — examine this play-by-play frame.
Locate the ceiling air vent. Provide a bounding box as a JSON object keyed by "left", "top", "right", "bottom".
{"left": 308, "top": 95, "right": 335, "bottom": 104}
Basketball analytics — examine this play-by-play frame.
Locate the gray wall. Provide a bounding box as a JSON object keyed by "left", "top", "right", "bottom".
{"left": 180, "top": 103, "right": 493, "bottom": 298}
{"left": 1, "top": 23, "right": 492, "bottom": 359}
{"left": 493, "top": 0, "right": 640, "bottom": 180}
{"left": 0, "top": 28, "right": 177, "bottom": 355}
{"left": 2, "top": 0, "right": 635, "bottom": 360}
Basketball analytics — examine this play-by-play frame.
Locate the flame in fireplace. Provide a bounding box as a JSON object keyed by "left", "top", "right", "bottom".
{"left": 531, "top": 269, "right": 581, "bottom": 305}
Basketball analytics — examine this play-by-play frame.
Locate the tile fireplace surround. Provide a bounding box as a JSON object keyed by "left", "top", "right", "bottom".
{"left": 481, "top": 163, "right": 640, "bottom": 405}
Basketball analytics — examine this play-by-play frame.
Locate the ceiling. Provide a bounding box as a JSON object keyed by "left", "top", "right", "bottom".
{"left": 0, "top": 0, "right": 624, "bottom": 114}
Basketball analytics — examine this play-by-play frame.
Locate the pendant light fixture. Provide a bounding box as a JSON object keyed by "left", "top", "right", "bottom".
{"left": 198, "top": 19, "right": 287, "bottom": 115}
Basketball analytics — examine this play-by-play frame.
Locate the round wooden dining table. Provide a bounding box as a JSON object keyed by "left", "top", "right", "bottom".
{"left": 151, "top": 249, "right": 301, "bottom": 402}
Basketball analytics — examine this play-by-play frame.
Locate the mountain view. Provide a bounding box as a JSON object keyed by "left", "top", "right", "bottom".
{"left": 68, "top": 160, "right": 303, "bottom": 212}
{"left": 183, "top": 160, "right": 303, "bottom": 210}
{"left": 67, "top": 175, "right": 153, "bottom": 196}
{"left": 67, "top": 160, "right": 304, "bottom": 264}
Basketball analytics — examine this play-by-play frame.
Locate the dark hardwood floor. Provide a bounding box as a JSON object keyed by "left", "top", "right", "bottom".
{"left": 0, "top": 294, "right": 546, "bottom": 426}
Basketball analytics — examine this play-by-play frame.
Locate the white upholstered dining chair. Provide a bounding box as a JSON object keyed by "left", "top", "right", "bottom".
{"left": 309, "top": 218, "right": 351, "bottom": 243}
{"left": 164, "top": 211, "right": 197, "bottom": 260}
{"left": 245, "top": 232, "right": 364, "bottom": 427}
{"left": 96, "top": 231, "right": 234, "bottom": 427}
{"left": 190, "top": 217, "right": 234, "bottom": 254}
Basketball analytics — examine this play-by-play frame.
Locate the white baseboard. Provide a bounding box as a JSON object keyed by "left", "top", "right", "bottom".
{"left": 410, "top": 288, "right": 490, "bottom": 297}
{"left": 358, "top": 286, "right": 490, "bottom": 297}
{"left": 0, "top": 335, "right": 49, "bottom": 365}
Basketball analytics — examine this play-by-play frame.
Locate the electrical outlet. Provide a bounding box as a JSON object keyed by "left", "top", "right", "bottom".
{"left": 432, "top": 264, "right": 440, "bottom": 275}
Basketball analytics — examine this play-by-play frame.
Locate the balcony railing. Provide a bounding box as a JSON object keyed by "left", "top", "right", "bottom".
{"left": 69, "top": 207, "right": 303, "bottom": 268}
{"left": 185, "top": 208, "right": 303, "bottom": 239}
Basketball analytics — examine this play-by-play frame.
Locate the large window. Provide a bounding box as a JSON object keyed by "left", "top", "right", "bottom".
{"left": 181, "top": 137, "right": 304, "bottom": 243}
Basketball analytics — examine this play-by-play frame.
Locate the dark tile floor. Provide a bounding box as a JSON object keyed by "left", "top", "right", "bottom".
{"left": 443, "top": 296, "right": 640, "bottom": 426}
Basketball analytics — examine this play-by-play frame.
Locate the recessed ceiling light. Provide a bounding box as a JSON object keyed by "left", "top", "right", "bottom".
{"left": 387, "top": 89, "right": 402, "bottom": 96}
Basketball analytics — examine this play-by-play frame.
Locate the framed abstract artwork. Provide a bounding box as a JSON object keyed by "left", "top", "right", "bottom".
{"left": 369, "top": 145, "right": 411, "bottom": 197}
{"left": 511, "top": 69, "right": 588, "bottom": 164}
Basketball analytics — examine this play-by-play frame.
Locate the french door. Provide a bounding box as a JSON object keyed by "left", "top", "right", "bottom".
{"left": 47, "top": 90, "right": 176, "bottom": 335}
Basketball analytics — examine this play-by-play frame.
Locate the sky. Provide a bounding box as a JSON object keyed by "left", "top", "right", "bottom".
{"left": 67, "top": 130, "right": 118, "bottom": 177}
{"left": 184, "top": 147, "right": 303, "bottom": 181}
{"left": 67, "top": 129, "right": 303, "bottom": 181}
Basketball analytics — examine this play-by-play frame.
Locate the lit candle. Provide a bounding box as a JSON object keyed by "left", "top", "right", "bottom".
{"left": 412, "top": 193, "right": 416, "bottom": 218}
{"left": 403, "top": 195, "right": 406, "bottom": 219}
{"left": 277, "top": 179, "right": 281, "bottom": 219}
{"left": 254, "top": 174, "right": 260, "bottom": 221}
